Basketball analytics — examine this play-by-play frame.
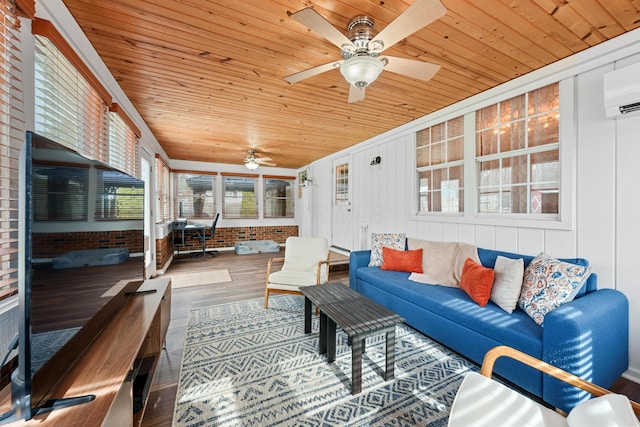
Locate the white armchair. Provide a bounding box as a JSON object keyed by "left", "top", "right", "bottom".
{"left": 263, "top": 236, "right": 330, "bottom": 308}
{"left": 448, "top": 346, "right": 640, "bottom": 427}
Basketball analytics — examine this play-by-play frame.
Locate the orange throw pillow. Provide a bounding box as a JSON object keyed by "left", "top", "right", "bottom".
{"left": 380, "top": 247, "right": 423, "bottom": 273}
{"left": 459, "top": 257, "right": 495, "bottom": 306}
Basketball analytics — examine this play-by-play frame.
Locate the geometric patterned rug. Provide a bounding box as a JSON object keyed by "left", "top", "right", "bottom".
{"left": 173, "top": 295, "right": 476, "bottom": 426}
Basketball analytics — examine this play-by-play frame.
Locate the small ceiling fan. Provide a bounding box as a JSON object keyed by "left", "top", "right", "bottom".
{"left": 285, "top": 0, "right": 447, "bottom": 103}
{"left": 244, "top": 149, "right": 276, "bottom": 170}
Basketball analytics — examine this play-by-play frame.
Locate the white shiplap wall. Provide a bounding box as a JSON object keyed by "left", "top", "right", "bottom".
{"left": 305, "top": 36, "right": 640, "bottom": 382}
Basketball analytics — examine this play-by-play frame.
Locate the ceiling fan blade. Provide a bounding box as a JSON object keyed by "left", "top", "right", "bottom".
{"left": 348, "top": 85, "right": 365, "bottom": 103}
{"left": 284, "top": 60, "right": 342, "bottom": 84}
{"left": 290, "top": 8, "right": 354, "bottom": 50}
{"left": 384, "top": 56, "right": 440, "bottom": 81}
{"left": 369, "top": 0, "right": 447, "bottom": 53}
{"left": 259, "top": 161, "right": 277, "bottom": 167}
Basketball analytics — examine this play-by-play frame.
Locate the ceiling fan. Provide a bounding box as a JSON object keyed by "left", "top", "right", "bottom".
{"left": 285, "top": 0, "right": 447, "bottom": 103}
{"left": 244, "top": 149, "right": 276, "bottom": 170}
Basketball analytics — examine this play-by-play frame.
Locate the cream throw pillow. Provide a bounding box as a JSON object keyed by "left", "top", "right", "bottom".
{"left": 490, "top": 256, "right": 525, "bottom": 313}
{"left": 407, "top": 239, "right": 479, "bottom": 287}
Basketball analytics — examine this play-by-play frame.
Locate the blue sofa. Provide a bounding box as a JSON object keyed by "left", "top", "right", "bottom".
{"left": 349, "top": 247, "right": 629, "bottom": 412}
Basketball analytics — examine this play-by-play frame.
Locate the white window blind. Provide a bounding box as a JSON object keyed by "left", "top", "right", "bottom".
{"left": 155, "top": 156, "right": 170, "bottom": 224}
{"left": 34, "top": 31, "right": 108, "bottom": 163}
{"left": 223, "top": 174, "right": 258, "bottom": 219}
{"left": 263, "top": 176, "right": 294, "bottom": 218}
{"left": 0, "top": 0, "right": 24, "bottom": 293}
{"left": 173, "top": 172, "right": 216, "bottom": 219}
{"left": 109, "top": 107, "right": 139, "bottom": 177}
{"left": 95, "top": 169, "right": 144, "bottom": 220}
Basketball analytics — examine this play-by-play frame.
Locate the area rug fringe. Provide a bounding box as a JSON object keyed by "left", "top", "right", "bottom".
{"left": 173, "top": 295, "right": 475, "bottom": 426}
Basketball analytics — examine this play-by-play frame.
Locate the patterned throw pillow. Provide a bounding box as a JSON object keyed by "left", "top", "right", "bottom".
{"left": 368, "top": 233, "right": 406, "bottom": 267}
{"left": 518, "top": 252, "right": 592, "bottom": 326}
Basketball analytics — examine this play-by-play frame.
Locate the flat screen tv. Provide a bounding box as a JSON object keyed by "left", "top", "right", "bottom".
{"left": 3, "top": 131, "right": 145, "bottom": 422}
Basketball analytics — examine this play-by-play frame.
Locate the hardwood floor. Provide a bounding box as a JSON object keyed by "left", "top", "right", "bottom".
{"left": 140, "top": 250, "right": 639, "bottom": 426}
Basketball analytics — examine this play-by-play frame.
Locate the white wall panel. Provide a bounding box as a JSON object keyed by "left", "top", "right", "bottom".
{"left": 614, "top": 52, "right": 640, "bottom": 378}
{"left": 494, "top": 226, "right": 519, "bottom": 253}
{"left": 575, "top": 66, "right": 617, "bottom": 287}
{"left": 475, "top": 225, "right": 496, "bottom": 249}
{"left": 545, "top": 228, "right": 577, "bottom": 258}
{"left": 517, "top": 228, "right": 545, "bottom": 256}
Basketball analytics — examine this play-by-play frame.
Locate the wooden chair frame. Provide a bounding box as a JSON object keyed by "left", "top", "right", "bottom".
{"left": 263, "top": 257, "right": 330, "bottom": 308}
{"left": 480, "top": 345, "right": 640, "bottom": 416}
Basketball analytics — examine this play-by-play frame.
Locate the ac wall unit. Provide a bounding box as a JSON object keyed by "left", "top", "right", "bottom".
{"left": 604, "top": 62, "right": 640, "bottom": 118}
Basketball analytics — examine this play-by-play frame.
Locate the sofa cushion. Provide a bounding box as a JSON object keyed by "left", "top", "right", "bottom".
{"left": 490, "top": 255, "right": 525, "bottom": 313}
{"left": 368, "top": 233, "right": 406, "bottom": 267}
{"left": 518, "top": 253, "right": 592, "bottom": 326}
{"left": 355, "top": 267, "right": 542, "bottom": 357}
{"left": 407, "top": 239, "right": 479, "bottom": 287}
{"left": 381, "top": 247, "right": 423, "bottom": 273}
{"left": 477, "top": 248, "right": 595, "bottom": 298}
{"left": 459, "top": 257, "right": 495, "bottom": 306}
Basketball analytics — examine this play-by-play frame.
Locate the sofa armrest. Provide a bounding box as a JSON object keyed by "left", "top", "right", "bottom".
{"left": 349, "top": 250, "right": 371, "bottom": 290}
{"left": 542, "top": 288, "right": 629, "bottom": 412}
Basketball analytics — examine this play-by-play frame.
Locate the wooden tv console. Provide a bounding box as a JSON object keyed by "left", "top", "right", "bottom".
{"left": 1, "top": 277, "right": 171, "bottom": 426}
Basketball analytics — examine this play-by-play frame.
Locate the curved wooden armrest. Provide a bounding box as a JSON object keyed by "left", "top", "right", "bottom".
{"left": 266, "top": 257, "right": 285, "bottom": 283}
{"left": 316, "top": 259, "right": 330, "bottom": 284}
{"left": 481, "top": 346, "right": 640, "bottom": 415}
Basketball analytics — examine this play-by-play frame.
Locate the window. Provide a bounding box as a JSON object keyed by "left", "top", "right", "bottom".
{"left": 173, "top": 172, "right": 216, "bottom": 219}
{"left": 223, "top": 174, "right": 258, "bottom": 219}
{"left": 0, "top": 0, "right": 25, "bottom": 295}
{"left": 264, "top": 176, "right": 294, "bottom": 218}
{"left": 33, "top": 20, "right": 109, "bottom": 163}
{"left": 335, "top": 163, "right": 349, "bottom": 205}
{"left": 95, "top": 170, "right": 144, "bottom": 220}
{"left": 155, "top": 156, "right": 170, "bottom": 224}
{"left": 32, "top": 165, "right": 88, "bottom": 221}
{"left": 476, "top": 83, "right": 559, "bottom": 215}
{"left": 109, "top": 105, "right": 140, "bottom": 177}
{"left": 416, "top": 116, "right": 464, "bottom": 213}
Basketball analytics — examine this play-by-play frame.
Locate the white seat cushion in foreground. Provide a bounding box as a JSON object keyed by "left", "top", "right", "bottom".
{"left": 566, "top": 393, "right": 640, "bottom": 427}
{"left": 448, "top": 372, "right": 568, "bottom": 427}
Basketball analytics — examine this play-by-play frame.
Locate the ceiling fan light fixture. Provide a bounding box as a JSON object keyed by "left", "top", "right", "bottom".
{"left": 245, "top": 159, "right": 259, "bottom": 170}
{"left": 340, "top": 55, "right": 384, "bottom": 88}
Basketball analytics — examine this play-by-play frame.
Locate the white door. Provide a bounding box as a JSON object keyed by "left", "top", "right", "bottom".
{"left": 332, "top": 156, "right": 353, "bottom": 251}
{"left": 141, "top": 155, "right": 155, "bottom": 279}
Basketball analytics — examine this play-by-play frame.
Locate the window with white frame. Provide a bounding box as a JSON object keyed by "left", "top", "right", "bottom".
{"left": 223, "top": 175, "right": 258, "bottom": 219}
{"left": 476, "top": 83, "right": 559, "bottom": 215}
{"left": 95, "top": 169, "right": 144, "bottom": 220}
{"left": 264, "top": 176, "right": 294, "bottom": 218}
{"left": 109, "top": 107, "right": 140, "bottom": 177}
{"left": 173, "top": 172, "right": 216, "bottom": 219}
{"left": 0, "top": 0, "right": 24, "bottom": 296}
{"left": 32, "top": 165, "right": 88, "bottom": 221}
{"left": 416, "top": 115, "right": 464, "bottom": 213}
{"left": 155, "top": 157, "right": 171, "bottom": 224}
{"left": 34, "top": 30, "right": 108, "bottom": 163}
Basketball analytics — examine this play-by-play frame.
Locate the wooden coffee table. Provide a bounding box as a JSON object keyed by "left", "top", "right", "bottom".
{"left": 300, "top": 282, "right": 405, "bottom": 394}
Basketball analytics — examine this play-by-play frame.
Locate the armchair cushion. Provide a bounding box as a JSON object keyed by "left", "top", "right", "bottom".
{"left": 268, "top": 270, "right": 319, "bottom": 287}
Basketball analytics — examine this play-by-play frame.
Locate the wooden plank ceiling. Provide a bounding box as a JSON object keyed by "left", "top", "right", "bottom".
{"left": 61, "top": 0, "right": 640, "bottom": 169}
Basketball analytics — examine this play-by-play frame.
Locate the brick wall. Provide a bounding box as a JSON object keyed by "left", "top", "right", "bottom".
{"left": 168, "top": 225, "right": 299, "bottom": 253}
{"left": 155, "top": 233, "right": 173, "bottom": 271}
{"left": 33, "top": 231, "right": 144, "bottom": 259}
